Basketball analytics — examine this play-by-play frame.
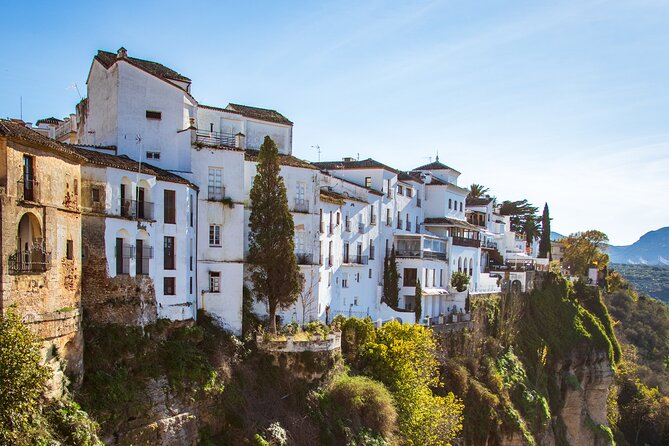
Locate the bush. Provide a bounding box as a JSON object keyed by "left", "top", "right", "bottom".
{"left": 0, "top": 309, "right": 51, "bottom": 444}
{"left": 451, "top": 272, "right": 470, "bottom": 292}
{"left": 320, "top": 374, "right": 397, "bottom": 441}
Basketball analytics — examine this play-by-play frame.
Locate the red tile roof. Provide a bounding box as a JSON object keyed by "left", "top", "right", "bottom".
{"left": 226, "top": 103, "right": 293, "bottom": 125}
{"left": 95, "top": 49, "right": 191, "bottom": 83}
{"left": 314, "top": 158, "right": 400, "bottom": 175}
{"left": 0, "top": 119, "right": 84, "bottom": 160}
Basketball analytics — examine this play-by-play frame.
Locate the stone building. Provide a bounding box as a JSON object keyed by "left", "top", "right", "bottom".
{"left": 0, "top": 119, "right": 84, "bottom": 391}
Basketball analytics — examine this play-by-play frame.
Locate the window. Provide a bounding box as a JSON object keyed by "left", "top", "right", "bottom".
{"left": 449, "top": 198, "right": 452, "bottom": 209}
{"left": 209, "top": 225, "right": 221, "bottom": 246}
{"left": 209, "top": 272, "right": 220, "bottom": 292}
{"left": 190, "top": 277, "right": 193, "bottom": 294}
{"left": 354, "top": 296, "right": 358, "bottom": 306}
{"left": 189, "top": 195, "right": 194, "bottom": 227}
{"left": 460, "top": 202, "right": 463, "bottom": 212}
{"left": 342, "top": 273, "right": 349, "bottom": 288}
{"left": 66, "top": 239, "right": 73, "bottom": 260}
{"left": 397, "top": 211, "right": 401, "bottom": 229}
{"left": 208, "top": 167, "right": 224, "bottom": 200}
{"left": 164, "top": 236, "right": 175, "bottom": 270}
{"left": 415, "top": 216, "right": 419, "bottom": 233}
{"left": 74, "top": 179, "right": 78, "bottom": 196}
{"left": 406, "top": 188, "right": 412, "bottom": 198}
{"left": 355, "top": 273, "right": 360, "bottom": 283}
{"left": 146, "top": 151, "right": 161, "bottom": 160}
{"left": 369, "top": 240, "right": 375, "bottom": 260}
{"left": 397, "top": 185, "right": 403, "bottom": 195}
{"left": 294, "top": 230, "right": 305, "bottom": 253}
{"left": 336, "top": 212, "right": 341, "bottom": 225}
{"left": 136, "top": 239, "right": 150, "bottom": 275}
{"left": 91, "top": 187, "right": 100, "bottom": 203}
{"left": 368, "top": 268, "right": 372, "bottom": 279}
{"left": 403, "top": 268, "right": 417, "bottom": 287}
{"left": 343, "top": 242, "right": 350, "bottom": 263}
{"left": 189, "top": 239, "right": 193, "bottom": 271}
{"left": 164, "top": 277, "right": 175, "bottom": 295}
{"left": 164, "top": 190, "right": 176, "bottom": 224}
{"left": 386, "top": 208, "right": 391, "bottom": 226}
{"left": 365, "top": 177, "right": 372, "bottom": 188}
{"left": 146, "top": 110, "right": 162, "bottom": 120}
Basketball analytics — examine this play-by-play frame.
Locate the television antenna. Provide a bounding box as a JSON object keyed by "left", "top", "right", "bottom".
{"left": 311, "top": 145, "right": 321, "bottom": 162}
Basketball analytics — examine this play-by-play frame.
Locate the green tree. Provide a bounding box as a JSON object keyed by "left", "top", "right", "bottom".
{"left": 415, "top": 279, "right": 423, "bottom": 323}
{"left": 538, "top": 203, "right": 551, "bottom": 259}
{"left": 468, "top": 183, "right": 489, "bottom": 199}
{"left": 383, "top": 246, "right": 400, "bottom": 308}
{"left": 0, "top": 308, "right": 51, "bottom": 444}
{"left": 362, "top": 321, "right": 464, "bottom": 445}
{"left": 562, "top": 230, "right": 610, "bottom": 277}
{"left": 450, "top": 271, "right": 470, "bottom": 292}
{"left": 247, "top": 136, "right": 302, "bottom": 332}
{"left": 499, "top": 199, "right": 538, "bottom": 233}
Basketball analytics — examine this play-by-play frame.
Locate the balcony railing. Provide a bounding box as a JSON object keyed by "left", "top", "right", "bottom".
{"left": 397, "top": 220, "right": 403, "bottom": 230}
{"left": 136, "top": 246, "right": 153, "bottom": 275}
{"left": 295, "top": 252, "right": 316, "bottom": 265}
{"left": 451, "top": 236, "right": 481, "bottom": 248}
{"left": 358, "top": 223, "right": 365, "bottom": 234}
{"left": 195, "top": 130, "right": 237, "bottom": 148}
{"left": 406, "top": 221, "right": 412, "bottom": 232}
{"left": 17, "top": 179, "right": 39, "bottom": 202}
{"left": 120, "top": 199, "right": 154, "bottom": 220}
{"left": 8, "top": 247, "right": 52, "bottom": 274}
{"left": 352, "top": 255, "right": 368, "bottom": 265}
{"left": 344, "top": 221, "right": 351, "bottom": 232}
{"left": 293, "top": 199, "right": 309, "bottom": 213}
{"left": 482, "top": 240, "right": 498, "bottom": 249}
{"left": 386, "top": 218, "right": 393, "bottom": 227}
{"left": 208, "top": 186, "right": 227, "bottom": 201}
{"left": 370, "top": 214, "right": 377, "bottom": 225}
{"left": 329, "top": 223, "right": 335, "bottom": 235}
{"left": 395, "top": 249, "right": 447, "bottom": 261}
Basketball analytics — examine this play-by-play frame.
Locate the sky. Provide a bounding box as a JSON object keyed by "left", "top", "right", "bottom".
{"left": 1, "top": 0, "right": 667, "bottom": 245}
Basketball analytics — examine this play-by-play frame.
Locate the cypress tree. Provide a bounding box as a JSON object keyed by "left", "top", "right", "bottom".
{"left": 247, "top": 136, "right": 302, "bottom": 333}
{"left": 414, "top": 279, "right": 422, "bottom": 323}
{"left": 383, "top": 246, "right": 400, "bottom": 308}
{"left": 539, "top": 203, "right": 552, "bottom": 259}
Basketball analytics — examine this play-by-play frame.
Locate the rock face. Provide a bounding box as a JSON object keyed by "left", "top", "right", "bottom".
{"left": 556, "top": 349, "right": 614, "bottom": 446}
{"left": 101, "top": 378, "right": 199, "bottom": 446}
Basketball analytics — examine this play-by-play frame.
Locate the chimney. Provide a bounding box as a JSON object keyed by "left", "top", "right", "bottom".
{"left": 235, "top": 132, "right": 246, "bottom": 149}
{"left": 117, "top": 47, "right": 128, "bottom": 59}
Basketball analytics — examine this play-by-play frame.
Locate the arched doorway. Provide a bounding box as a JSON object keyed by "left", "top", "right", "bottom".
{"left": 11, "top": 212, "right": 50, "bottom": 273}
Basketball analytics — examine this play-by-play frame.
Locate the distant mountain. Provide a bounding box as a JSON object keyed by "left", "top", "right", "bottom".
{"left": 550, "top": 231, "right": 564, "bottom": 241}
{"left": 608, "top": 227, "right": 669, "bottom": 265}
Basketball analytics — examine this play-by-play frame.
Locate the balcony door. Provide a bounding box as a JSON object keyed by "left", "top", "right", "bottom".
{"left": 23, "top": 155, "right": 34, "bottom": 200}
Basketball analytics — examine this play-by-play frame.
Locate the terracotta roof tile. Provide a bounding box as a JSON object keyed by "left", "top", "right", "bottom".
{"left": 0, "top": 119, "right": 83, "bottom": 160}
{"left": 72, "top": 145, "right": 197, "bottom": 188}
{"left": 466, "top": 197, "right": 494, "bottom": 206}
{"left": 226, "top": 103, "right": 292, "bottom": 125}
{"left": 244, "top": 149, "right": 317, "bottom": 170}
{"left": 95, "top": 49, "right": 191, "bottom": 83}
{"left": 314, "top": 158, "right": 400, "bottom": 175}
{"left": 399, "top": 171, "right": 423, "bottom": 183}
{"left": 414, "top": 160, "right": 460, "bottom": 174}
{"left": 35, "top": 117, "right": 63, "bottom": 126}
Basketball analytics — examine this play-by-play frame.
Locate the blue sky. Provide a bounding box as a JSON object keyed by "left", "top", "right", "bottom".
{"left": 1, "top": 0, "right": 667, "bottom": 245}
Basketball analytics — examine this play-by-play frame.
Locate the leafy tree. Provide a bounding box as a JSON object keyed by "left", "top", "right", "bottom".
{"left": 0, "top": 308, "right": 51, "bottom": 444}
{"left": 538, "top": 203, "right": 551, "bottom": 259}
{"left": 468, "top": 183, "right": 489, "bottom": 199}
{"left": 562, "top": 230, "right": 609, "bottom": 277}
{"left": 247, "top": 136, "right": 302, "bottom": 332}
{"left": 450, "top": 271, "right": 470, "bottom": 292}
{"left": 383, "top": 246, "right": 400, "bottom": 308}
{"left": 361, "top": 321, "right": 464, "bottom": 445}
{"left": 522, "top": 217, "right": 541, "bottom": 250}
{"left": 415, "top": 279, "right": 422, "bottom": 323}
{"left": 499, "top": 199, "right": 538, "bottom": 233}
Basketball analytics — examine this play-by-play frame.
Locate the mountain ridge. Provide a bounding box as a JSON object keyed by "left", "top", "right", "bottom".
{"left": 607, "top": 226, "right": 669, "bottom": 265}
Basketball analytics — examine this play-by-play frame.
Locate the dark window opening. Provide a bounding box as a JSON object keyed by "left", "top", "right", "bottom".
{"left": 164, "top": 189, "right": 176, "bottom": 224}
{"left": 66, "top": 240, "right": 73, "bottom": 260}
{"left": 164, "top": 236, "right": 175, "bottom": 270}
{"left": 146, "top": 110, "right": 162, "bottom": 120}
{"left": 164, "top": 277, "right": 175, "bottom": 295}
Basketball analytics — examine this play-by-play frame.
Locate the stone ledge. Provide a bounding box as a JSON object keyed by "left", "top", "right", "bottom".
{"left": 256, "top": 332, "right": 342, "bottom": 353}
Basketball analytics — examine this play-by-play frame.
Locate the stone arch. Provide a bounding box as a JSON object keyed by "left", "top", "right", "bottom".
{"left": 17, "top": 211, "right": 43, "bottom": 251}
{"left": 457, "top": 257, "right": 462, "bottom": 273}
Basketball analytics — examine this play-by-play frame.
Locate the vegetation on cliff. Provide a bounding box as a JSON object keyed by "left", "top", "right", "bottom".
{"left": 0, "top": 309, "right": 101, "bottom": 446}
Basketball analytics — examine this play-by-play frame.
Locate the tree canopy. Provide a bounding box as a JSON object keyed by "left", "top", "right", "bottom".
{"left": 468, "top": 183, "right": 489, "bottom": 199}
{"left": 562, "top": 230, "right": 610, "bottom": 276}
{"left": 538, "top": 203, "right": 551, "bottom": 259}
{"left": 247, "top": 136, "right": 302, "bottom": 332}
{"left": 499, "top": 199, "right": 538, "bottom": 233}
{"left": 383, "top": 246, "right": 400, "bottom": 308}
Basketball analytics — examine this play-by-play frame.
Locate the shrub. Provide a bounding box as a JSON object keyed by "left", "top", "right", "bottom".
{"left": 0, "top": 309, "right": 51, "bottom": 444}
{"left": 451, "top": 271, "right": 470, "bottom": 292}
{"left": 321, "top": 374, "right": 397, "bottom": 441}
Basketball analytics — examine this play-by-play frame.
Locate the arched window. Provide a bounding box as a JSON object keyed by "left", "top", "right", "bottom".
{"left": 448, "top": 198, "right": 452, "bottom": 209}
{"left": 458, "top": 257, "right": 462, "bottom": 273}
{"left": 115, "top": 229, "right": 132, "bottom": 276}
{"left": 469, "top": 258, "right": 473, "bottom": 276}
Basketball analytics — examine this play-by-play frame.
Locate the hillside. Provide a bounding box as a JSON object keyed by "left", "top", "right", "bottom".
{"left": 612, "top": 263, "right": 669, "bottom": 304}
{"left": 607, "top": 227, "right": 669, "bottom": 265}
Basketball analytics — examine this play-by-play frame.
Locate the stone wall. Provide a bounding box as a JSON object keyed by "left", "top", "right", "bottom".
{"left": 0, "top": 137, "right": 85, "bottom": 391}
{"left": 81, "top": 214, "right": 157, "bottom": 326}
